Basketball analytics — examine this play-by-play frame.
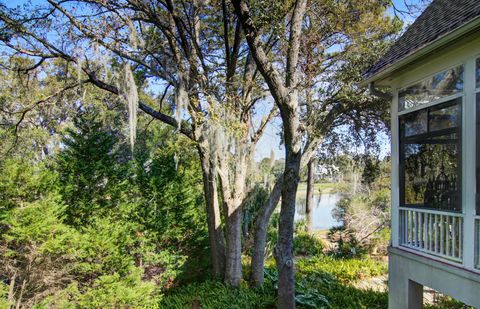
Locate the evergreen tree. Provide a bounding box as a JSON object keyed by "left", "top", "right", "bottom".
{"left": 56, "top": 113, "right": 126, "bottom": 226}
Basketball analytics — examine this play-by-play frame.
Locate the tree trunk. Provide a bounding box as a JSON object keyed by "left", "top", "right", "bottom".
{"left": 224, "top": 202, "right": 243, "bottom": 286}
{"left": 275, "top": 145, "right": 301, "bottom": 309}
{"left": 352, "top": 169, "right": 358, "bottom": 195}
{"left": 222, "top": 150, "right": 248, "bottom": 287}
{"left": 250, "top": 177, "right": 283, "bottom": 287}
{"left": 198, "top": 147, "right": 226, "bottom": 279}
{"left": 305, "top": 158, "right": 315, "bottom": 233}
{"left": 231, "top": 0, "right": 306, "bottom": 306}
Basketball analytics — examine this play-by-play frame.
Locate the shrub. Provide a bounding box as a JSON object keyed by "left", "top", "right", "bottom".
{"left": 293, "top": 232, "right": 324, "bottom": 256}
{"left": 40, "top": 268, "right": 159, "bottom": 309}
{"left": 0, "top": 195, "right": 79, "bottom": 307}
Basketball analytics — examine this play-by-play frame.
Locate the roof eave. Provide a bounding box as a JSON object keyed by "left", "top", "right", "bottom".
{"left": 361, "top": 15, "right": 480, "bottom": 87}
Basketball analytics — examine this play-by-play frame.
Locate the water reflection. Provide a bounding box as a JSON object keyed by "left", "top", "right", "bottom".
{"left": 295, "top": 193, "right": 341, "bottom": 231}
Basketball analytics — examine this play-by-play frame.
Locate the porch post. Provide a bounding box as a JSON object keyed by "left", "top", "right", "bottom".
{"left": 462, "top": 56, "right": 476, "bottom": 270}
{"left": 391, "top": 90, "right": 400, "bottom": 248}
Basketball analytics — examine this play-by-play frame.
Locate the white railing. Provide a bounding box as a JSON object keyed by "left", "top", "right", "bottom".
{"left": 399, "top": 207, "right": 463, "bottom": 263}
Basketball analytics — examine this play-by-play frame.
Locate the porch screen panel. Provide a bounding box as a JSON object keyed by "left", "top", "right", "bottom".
{"left": 399, "top": 66, "right": 464, "bottom": 111}
{"left": 400, "top": 98, "right": 462, "bottom": 211}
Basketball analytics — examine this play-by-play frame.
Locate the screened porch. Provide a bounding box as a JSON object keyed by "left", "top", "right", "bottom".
{"left": 392, "top": 56, "right": 480, "bottom": 271}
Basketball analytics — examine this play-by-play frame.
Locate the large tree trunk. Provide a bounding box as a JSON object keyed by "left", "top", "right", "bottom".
{"left": 250, "top": 177, "right": 283, "bottom": 287}
{"left": 305, "top": 158, "right": 315, "bottom": 233}
{"left": 275, "top": 139, "right": 301, "bottom": 309}
{"left": 231, "top": 0, "right": 306, "bottom": 306}
{"left": 221, "top": 150, "right": 248, "bottom": 286}
{"left": 198, "top": 147, "right": 226, "bottom": 279}
{"left": 224, "top": 201, "right": 243, "bottom": 286}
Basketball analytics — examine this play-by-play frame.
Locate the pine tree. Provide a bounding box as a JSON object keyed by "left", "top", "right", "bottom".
{"left": 56, "top": 113, "right": 125, "bottom": 226}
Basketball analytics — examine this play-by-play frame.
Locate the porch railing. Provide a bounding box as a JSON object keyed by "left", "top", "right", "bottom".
{"left": 399, "top": 207, "right": 463, "bottom": 262}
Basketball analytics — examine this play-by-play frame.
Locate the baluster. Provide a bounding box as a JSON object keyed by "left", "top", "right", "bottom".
{"left": 452, "top": 216, "right": 456, "bottom": 258}
{"left": 419, "top": 212, "right": 423, "bottom": 248}
{"left": 440, "top": 215, "right": 444, "bottom": 255}
{"left": 458, "top": 218, "right": 463, "bottom": 259}
{"left": 414, "top": 212, "right": 418, "bottom": 247}
{"left": 408, "top": 211, "right": 413, "bottom": 245}
{"left": 428, "top": 214, "right": 434, "bottom": 251}
{"left": 446, "top": 216, "right": 450, "bottom": 257}
{"left": 429, "top": 213, "right": 433, "bottom": 251}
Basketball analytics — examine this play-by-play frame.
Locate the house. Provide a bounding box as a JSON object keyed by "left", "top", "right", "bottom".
{"left": 364, "top": 0, "right": 480, "bottom": 307}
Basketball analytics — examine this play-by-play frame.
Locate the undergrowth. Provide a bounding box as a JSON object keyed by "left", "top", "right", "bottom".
{"left": 161, "top": 256, "right": 389, "bottom": 308}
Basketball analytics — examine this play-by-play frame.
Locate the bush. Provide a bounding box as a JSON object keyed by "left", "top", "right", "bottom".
{"left": 293, "top": 232, "right": 324, "bottom": 256}
{"left": 0, "top": 195, "right": 78, "bottom": 307}
{"left": 40, "top": 268, "right": 158, "bottom": 308}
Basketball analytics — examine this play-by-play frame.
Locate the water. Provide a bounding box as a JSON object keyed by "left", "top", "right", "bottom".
{"left": 295, "top": 193, "right": 342, "bottom": 231}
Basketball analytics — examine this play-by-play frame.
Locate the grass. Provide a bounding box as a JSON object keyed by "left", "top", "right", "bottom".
{"left": 296, "top": 182, "right": 341, "bottom": 196}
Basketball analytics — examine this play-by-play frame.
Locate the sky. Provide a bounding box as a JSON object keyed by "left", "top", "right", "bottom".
{"left": 2, "top": 0, "right": 427, "bottom": 161}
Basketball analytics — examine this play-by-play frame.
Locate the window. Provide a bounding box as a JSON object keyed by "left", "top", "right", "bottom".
{"left": 400, "top": 98, "right": 462, "bottom": 211}
{"left": 399, "top": 66, "right": 464, "bottom": 111}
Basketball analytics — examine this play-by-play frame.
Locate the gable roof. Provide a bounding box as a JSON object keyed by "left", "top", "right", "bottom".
{"left": 364, "top": 0, "right": 480, "bottom": 81}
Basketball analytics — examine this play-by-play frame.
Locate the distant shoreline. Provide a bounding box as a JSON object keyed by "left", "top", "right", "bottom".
{"left": 296, "top": 182, "right": 341, "bottom": 196}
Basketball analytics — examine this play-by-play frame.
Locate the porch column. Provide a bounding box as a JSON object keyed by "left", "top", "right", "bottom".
{"left": 462, "top": 56, "right": 477, "bottom": 270}
{"left": 391, "top": 90, "right": 400, "bottom": 247}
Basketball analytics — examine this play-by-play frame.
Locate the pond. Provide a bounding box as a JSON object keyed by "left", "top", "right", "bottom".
{"left": 294, "top": 193, "right": 342, "bottom": 231}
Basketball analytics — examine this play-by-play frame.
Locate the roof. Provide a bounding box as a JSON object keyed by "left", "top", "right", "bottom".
{"left": 364, "top": 0, "right": 480, "bottom": 81}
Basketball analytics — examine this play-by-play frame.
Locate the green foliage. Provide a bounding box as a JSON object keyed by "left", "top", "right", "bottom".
{"left": 329, "top": 157, "right": 391, "bottom": 257}
{"left": 0, "top": 282, "right": 10, "bottom": 309}
{"left": 0, "top": 158, "right": 58, "bottom": 219}
{"left": 56, "top": 113, "right": 127, "bottom": 226}
{"left": 296, "top": 256, "right": 387, "bottom": 285}
{"left": 242, "top": 185, "right": 269, "bottom": 239}
{"left": 158, "top": 254, "right": 468, "bottom": 309}
{"left": 0, "top": 109, "right": 208, "bottom": 307}
{"left": 160, "top": 280, "right": 276, "bottom": 308}
{"left": 41, "top": 269, "right": 159, "bottom": 309}
{"left": 361, "top": 156, "right": 381, "bottom": 188}
{"left": 294, "top": 256, "right": 388, "bottom": 309}
{"left": 0, "top": 193, "right": 78, "bottom": 307}
{"left": 425, "top": 295, "right": 475, "bottom": 309}
{"left": 265, "top": 216, "right": 325, "bottom": 258}
{"left": 327, "top": 226, "right": 368, "bottom": 258}
{"left": 293, "top": 232, "right": 325, "bottom": 256}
